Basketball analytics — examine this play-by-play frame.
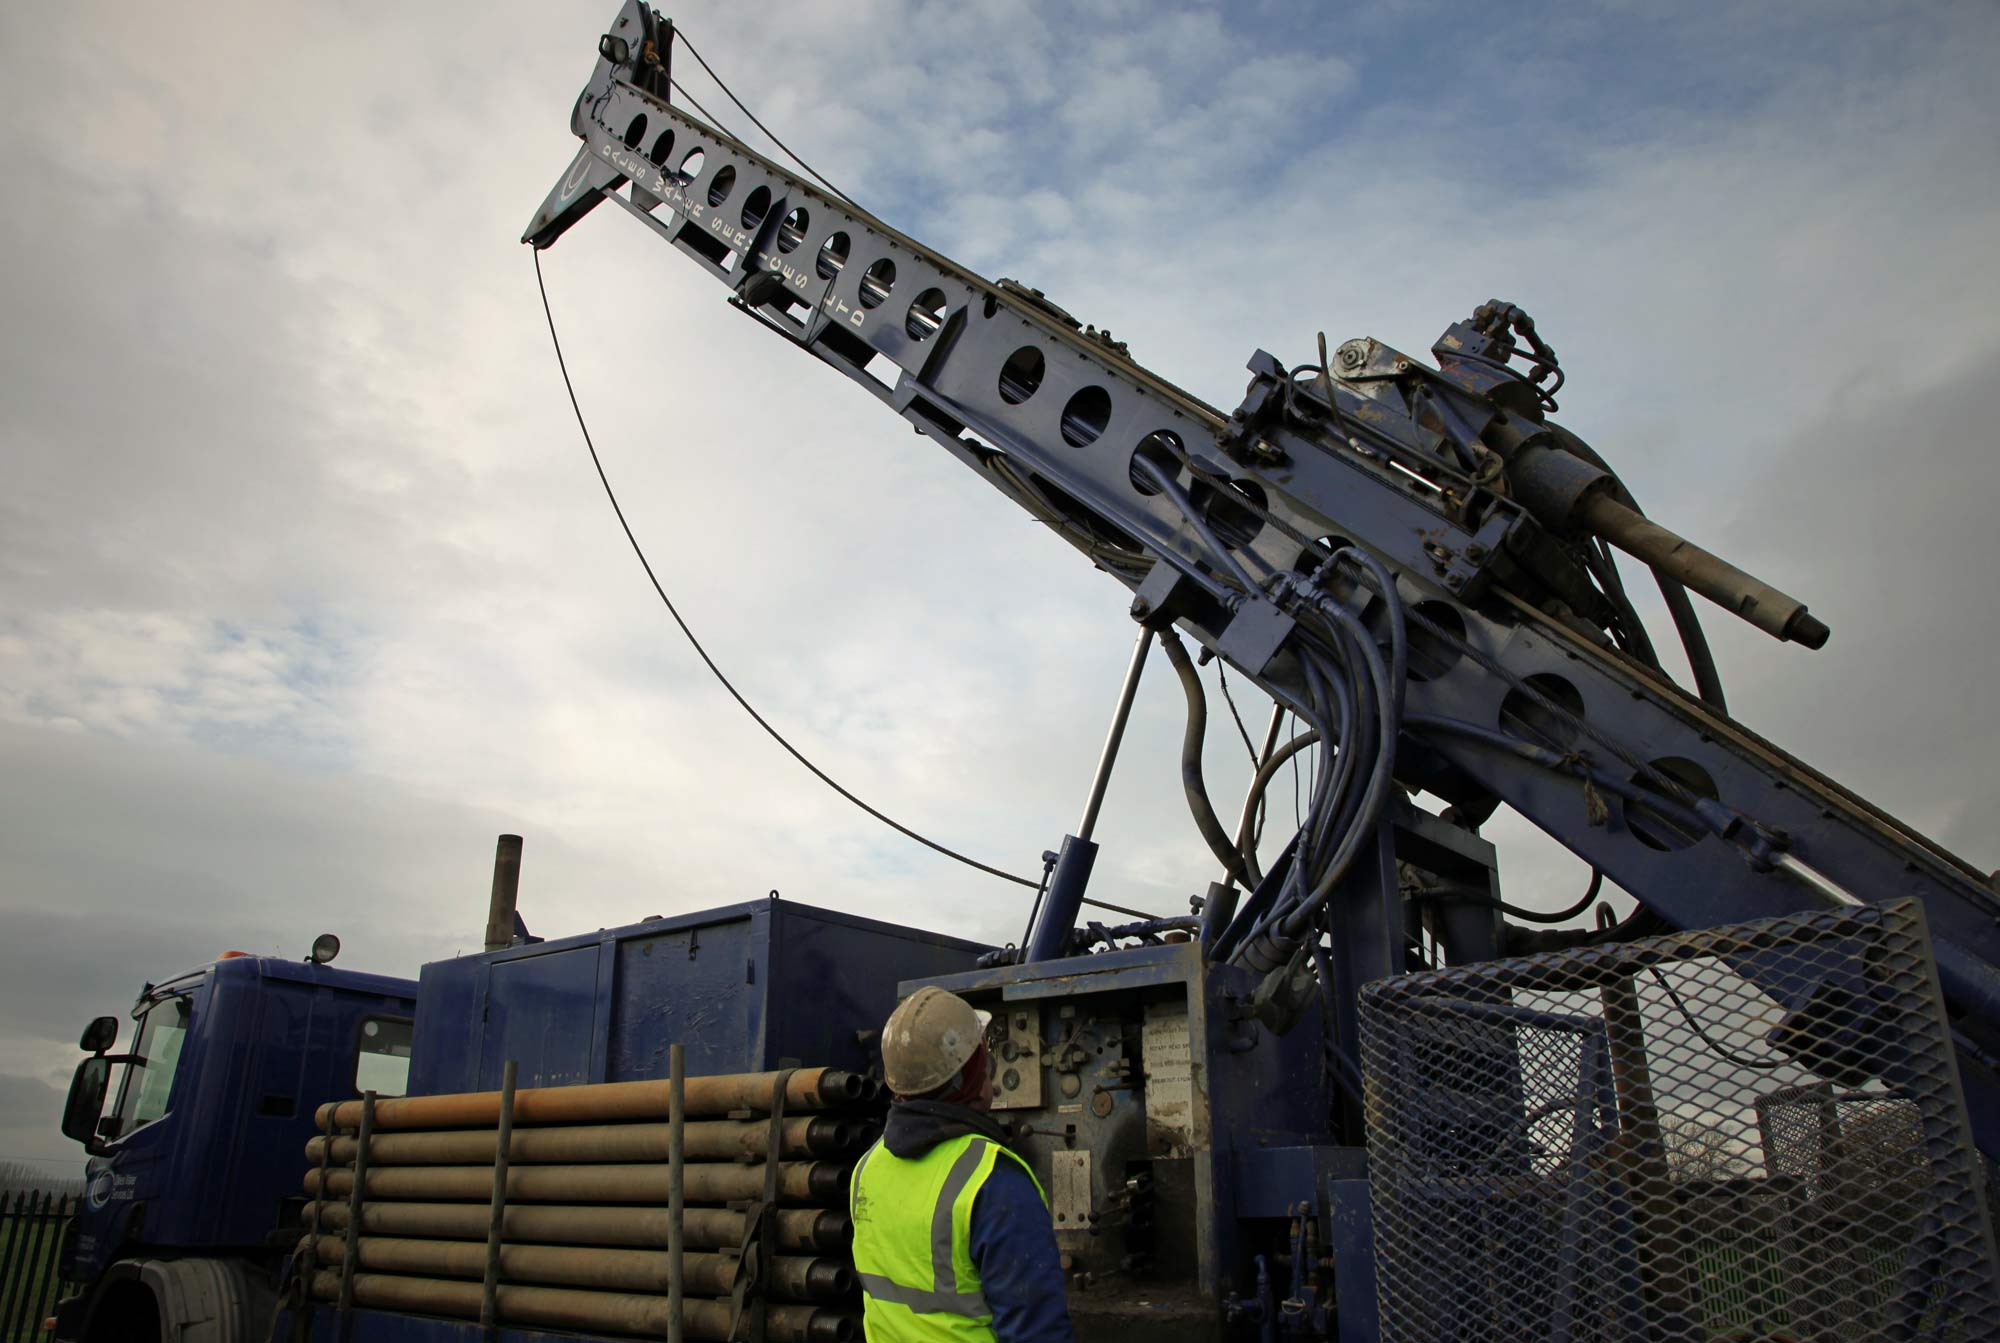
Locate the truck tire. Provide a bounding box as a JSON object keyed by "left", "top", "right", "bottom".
{"left": 80, "top": 1258, "right": 272, "bottom": 1343}
{"left": 74, "top": 1271, "right": 155, "bottom": 1343}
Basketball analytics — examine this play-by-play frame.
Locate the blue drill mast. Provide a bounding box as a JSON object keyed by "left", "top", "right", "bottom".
{"left": 522, "top": 2, "right": 1999, "bottom": 1143}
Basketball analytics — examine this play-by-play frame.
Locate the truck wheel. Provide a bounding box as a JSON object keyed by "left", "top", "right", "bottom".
{"left": 80, "top": 1276, "right": 157, "bottom": 1343}
{"left": 82, "top": 1258, "right": 272, "bottom": 1343}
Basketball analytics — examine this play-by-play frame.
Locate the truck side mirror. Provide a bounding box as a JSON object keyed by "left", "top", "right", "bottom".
{"left": 62, "top": 1056, "right": 111, "bottom": 1150}
{"left": 79, "top": 1016, "right": 118, "bottom": 1054}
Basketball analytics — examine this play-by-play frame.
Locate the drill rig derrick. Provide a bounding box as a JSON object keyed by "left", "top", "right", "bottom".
{"left": 527, "top": 2, "right": 2000, "bottom": 1156}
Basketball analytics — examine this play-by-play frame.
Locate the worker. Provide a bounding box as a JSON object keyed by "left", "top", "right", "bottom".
{"left": 850, "top": 987, "right": 1076, "bottom": 1343}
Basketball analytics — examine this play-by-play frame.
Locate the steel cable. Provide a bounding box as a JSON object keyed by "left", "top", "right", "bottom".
{"left": 671, "top": 32, "right": 857, "bottom": 208}
{"left": 533, "top": 251, "right": 1037, "bottom": 890}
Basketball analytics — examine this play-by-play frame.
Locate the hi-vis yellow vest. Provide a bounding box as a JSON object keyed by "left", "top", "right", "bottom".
{"left": 848, "top": 1133, "right": 1048, "bottom": 1342}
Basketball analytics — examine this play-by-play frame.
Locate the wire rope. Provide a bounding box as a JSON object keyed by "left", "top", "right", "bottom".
{"left": 672, "top": 32, "right": 857, "bottom": 207}
{"left": 1646, "top": 966, "right": 1788, "bottom": 1071}
{"left": 534, "top": 250, "right": 1037, "bottom": 890}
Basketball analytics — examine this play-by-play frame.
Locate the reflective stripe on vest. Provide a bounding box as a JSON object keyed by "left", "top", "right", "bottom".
{"left": 849, "top": 1133, "right": 1045, "bottom": 1341}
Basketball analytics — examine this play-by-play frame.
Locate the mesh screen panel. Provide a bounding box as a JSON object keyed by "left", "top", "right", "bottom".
{"left": 1358, "top": 899, "right": 1999, "bottom": 1342}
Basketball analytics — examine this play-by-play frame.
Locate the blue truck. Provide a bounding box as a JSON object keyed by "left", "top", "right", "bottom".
{"left": 48, "top": 844, "right": 990, "bottom": 1343}
{"left": 53, "top": 939, "right": 416, "bottom": 1342}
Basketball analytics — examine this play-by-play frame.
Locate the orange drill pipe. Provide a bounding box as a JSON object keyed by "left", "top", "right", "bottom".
{"left": 316, "top": 1068, "right": 870, "bottom": 1132}
{"left": 304, "top": 1199, "right": 850, "bottom": 1252}
{"left": 306, "top": 1159, "right": 846, "bottom": 1205}
{"left": 305, "top": 1269, "right": 857, "bottom": 1343}
{"left": 301, "top": 1234, "right": 854, "bottom": 1301}
{"left": 307, "top": 1115, "right": 866, "bottom": 1167}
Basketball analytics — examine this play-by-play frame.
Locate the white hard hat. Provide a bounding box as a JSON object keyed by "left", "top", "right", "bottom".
{"left": 881, "top": 987, "right": 992, "bottom": 1095}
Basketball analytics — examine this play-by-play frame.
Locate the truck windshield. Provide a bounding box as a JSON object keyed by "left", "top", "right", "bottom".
{"left": 112, "top": 994, "right": 191, "bottom": 1135}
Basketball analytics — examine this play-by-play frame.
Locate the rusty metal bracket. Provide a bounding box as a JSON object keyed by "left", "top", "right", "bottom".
{"left": 337, "top": 1090, "right": 376, "bottom": 1338}
{"left": 753, "top": 1068, "right": 795, "bottom": 1343}
{"left": 480, "top": 1060, "right": 519, "bottom": 1340}
{"left": 280, "top": 1247, "right": 314, "bottom": 1343}
{"left": 669, "top": 1043, "right": 686, "bottom": 1343}
{"left": 724, "top": 1066, "right": 797, "bottom": 1342}
{"left": 293, "top": 1102, "right": 339, "bottom": 1342}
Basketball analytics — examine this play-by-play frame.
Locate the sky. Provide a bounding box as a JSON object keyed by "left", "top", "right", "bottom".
{"left": 1, "top": 0, "right": 1996, "bottom": 1172}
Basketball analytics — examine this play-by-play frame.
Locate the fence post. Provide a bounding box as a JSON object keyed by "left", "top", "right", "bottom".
{"left": 0, "top": 1188, "right": 84, "bottom": 1343}
{"left": 37, "top": 1194, "right": 71, "bottom": 1336}
{"left": 0, "top": 1191, "right": 35, "bottom": 1336}
{"left": 51, "top": 1195, "right": 79, "bottom": 1335}
{"left": 16, "top": 1191, "right": 61, "bottom": 1341}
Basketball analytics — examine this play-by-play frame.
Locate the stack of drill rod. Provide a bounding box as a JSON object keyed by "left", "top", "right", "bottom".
{"left": 299, "top": 1065, "right": 877, "bottom": 1343}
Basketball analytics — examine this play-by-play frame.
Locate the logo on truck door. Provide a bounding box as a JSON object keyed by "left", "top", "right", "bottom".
{"left": 84, "top": 1170, "right": 136, "bottom": 1210}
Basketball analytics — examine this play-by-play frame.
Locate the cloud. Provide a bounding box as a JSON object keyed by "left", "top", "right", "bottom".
{"left": 0, "top": 612, "right": 350, "bottom": 760}
{"left": 1707, "top": 350, "right": 2000, "bottom": 863}
{"left": 0, "top": 0, "right": 1996, "bottom": 1170}
{"left": 0, "top": 1074, "right": 78, "bottom": 1172}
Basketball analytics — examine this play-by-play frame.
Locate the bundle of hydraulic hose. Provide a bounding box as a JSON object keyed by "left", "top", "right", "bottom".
{"left": 295, "top": 1060, "right": 878, "bottom": 1342}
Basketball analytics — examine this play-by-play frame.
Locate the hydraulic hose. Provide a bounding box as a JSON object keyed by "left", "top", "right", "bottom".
{"left": 1585, "top": 540, "right": 1661, "bottom": 670}
{"left": 1282, "top": 580, "right": 1406, "bottom": 918}
{"left": 1228, "top": 552, "right": 1409, "bottom": 971}
{"left": 1132, "top": 458, "right": 1262, "bottom": 595}
{"left": 1229, "top": 729, "right": 1324, "bottom": 891}
{"left": 1158, "top": 630, "right": 1251, "bottom": 888}
{"left": 1276, "top": 618, "right": 1399, "bottom": 936}
{"left": 1408, "top": 867, "right": 1603, "bottom": 925}
{"left": 1653, "top": 569, "right": 1728, "bottom": 714}
{"left": 1548, "top": 424, "right": 1727, "bottom": 711}
{"left": 1500, "top": 904, "right": 1669, "bottom": 955}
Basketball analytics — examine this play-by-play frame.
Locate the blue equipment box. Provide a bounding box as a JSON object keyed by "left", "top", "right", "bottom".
{"left": 408, "top": 896, "right": 990, "bottom": 1094}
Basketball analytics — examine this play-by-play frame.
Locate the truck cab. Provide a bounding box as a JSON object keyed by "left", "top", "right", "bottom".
{"left": 53, "top": 942, "right": 416, "bottom": 1343}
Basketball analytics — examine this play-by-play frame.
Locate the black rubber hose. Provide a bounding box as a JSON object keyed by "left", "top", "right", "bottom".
{"left": 1209, "top": 834, "right": 1300, "bottom": 965}
{"left": 1500, "top": 904, "right": 1668, "bottom": 955}
{"left": 1271, "top": 604, "right": 1403, "bottom": 941}
{"left": 1548, "top": 424, "right": 1726, "bottom": 712}
{"left": 1586, "top": 540, "right": 1661, "bottom": 670}
{"left": 1409, "top": 867, "right": 1603, "bottom": 925}
{"left": 1653, "top": 569, "right": 1728, "bottom": 714}
{"left": 1230, "top": 730, "right": 1324, "bottom": 890}
{"left": 1157, "top": 631, "right": 1252, "bottom": 887}
{"left": 1132, "top": 458, "right": 1261, "bottom": 595}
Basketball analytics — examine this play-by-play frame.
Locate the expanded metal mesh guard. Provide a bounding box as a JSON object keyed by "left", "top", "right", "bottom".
{"left": 1358, "top": 899, "right": 2000, "bottom": 1342}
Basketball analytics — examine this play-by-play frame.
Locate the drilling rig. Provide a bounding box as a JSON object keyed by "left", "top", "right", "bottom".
{"left": 260, "top": 5, "right": 2000, "bottom": 1341}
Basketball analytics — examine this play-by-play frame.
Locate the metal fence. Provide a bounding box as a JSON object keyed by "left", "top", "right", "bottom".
{"left": 1359, "top": 898, "right": 2000, "bottom": 1342}
{"left": 0, "top": 1190, "right": 75, "bottom": 1343}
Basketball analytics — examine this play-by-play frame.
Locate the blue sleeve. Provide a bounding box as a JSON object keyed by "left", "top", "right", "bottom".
{"left": 968, "top": 1161, "right": 1076, "bottom": 1343}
